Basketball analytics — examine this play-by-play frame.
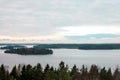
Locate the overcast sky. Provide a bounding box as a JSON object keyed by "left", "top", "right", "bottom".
{"left": 0, "top": 0, "right": 120, "bottom": 43}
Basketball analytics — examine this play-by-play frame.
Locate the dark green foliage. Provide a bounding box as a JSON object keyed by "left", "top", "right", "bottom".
{"left": 70, "top": 65, "right": 79, "bottom": 80}
{"left": 78, "top": 44, "right": 120, "bottom": 50}
{"left": 70, "top": 65, "right": 78, "bottom": 76}
{"left": 4, "top": 47, "right": 53, "bottom": 55}
{"left": 0, "top": 65, "right": 10, "bottom": 80}
{"left": 100, "top": 67, "right": 113, "bottom": 80}
{"left": 1, "top": 62, "right": 120, "bottom": 80}
{"left": 21, "top": 64, "right": 33, "bottom": 80}
{"left": 80, "top": 65, "right": 88, "bottom": 80}
{"left": 6, "top": 71, "right": 10, "bottom": 80}
{"left": 100, "top": 67, "right": 108, "bottom": 80}
{"left": 0, "top": 45, "right": 25, "bottom": 49}
{"left": 10, "top": 66, "right": 19, "bottom": 80}
{"left": 33, "top": 63, "right": 43, "bottom": 80}
{"left": 34, "top": 43, "right": 120, "bottom": 50}
{"left": 107, "top": 68, "right": 113, "bottom": 80}
{"left": 89, "top": 65, "right": 99, "bottom": 80}
{"left": 43, "top": 64, "right": 57, "bottom": 80}
{"left": 58, "top": 62, "right": 71, "bottom": 80}
{"left": 113, "top": 68, "right": 120, "bottom": 80}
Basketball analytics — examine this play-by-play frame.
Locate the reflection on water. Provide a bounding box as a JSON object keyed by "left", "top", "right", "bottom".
{"left": 0, "top": 49, "right": 120, "bottom": 71}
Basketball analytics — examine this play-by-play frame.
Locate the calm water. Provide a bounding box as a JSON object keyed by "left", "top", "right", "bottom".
{"left": 0, "top": 49, "right": 120, "bottom": 71}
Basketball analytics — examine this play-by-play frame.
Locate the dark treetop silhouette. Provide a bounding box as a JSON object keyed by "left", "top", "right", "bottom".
{"left": 4, "top": 47, "right": 53, "bottom": 55}
{"left": 0, "top": 61, "right": 119, "bottom": 80}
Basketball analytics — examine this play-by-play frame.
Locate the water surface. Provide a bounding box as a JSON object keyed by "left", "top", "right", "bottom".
{"left": 0, "top": 49, "right": 120, "bottom": 71}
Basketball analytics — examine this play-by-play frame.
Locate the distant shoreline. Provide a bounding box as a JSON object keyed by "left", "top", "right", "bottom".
{"left": 1, "top": 43, "right": 120, "bottom": 50}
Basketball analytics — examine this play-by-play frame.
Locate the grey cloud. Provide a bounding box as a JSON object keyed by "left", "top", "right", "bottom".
{"left": 0, "top": 0, "right": 120, "bottom": 37}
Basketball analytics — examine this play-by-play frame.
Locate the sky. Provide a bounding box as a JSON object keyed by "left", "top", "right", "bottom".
{"left": 0, "top": 0, "right": 120, "bottom": 43}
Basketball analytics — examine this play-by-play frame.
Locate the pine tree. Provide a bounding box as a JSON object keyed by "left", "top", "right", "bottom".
{"left": 113, "top": 68, "right": 120, "bottom": 80}
{"left": 0, "top": 65, "right": 7, "bottom": 80}
{"left": 58, "top": 62, "right": 71, "bottom": 80}
{"left": 100, "top": 67, "right": 107, "bottom": 80}
{"left": 20, "top": 65, "right": 33, "bottom": 80}
{"left": 80, "top": 65, "right": 88, "bottom": 80}
{"left": 33, "top": 63, "right": 43, "bottom": 80}
{"left": 89, "top": 65, "right": 99, "bottom": 80}
{"left": 107, "top": 68, "right": 113, "bottom": 80}
{"left": 10, "top": 66, "right": 19, "bottom": 80}
{"left": 70, "top": 65, "right": 78, "bottom": 76}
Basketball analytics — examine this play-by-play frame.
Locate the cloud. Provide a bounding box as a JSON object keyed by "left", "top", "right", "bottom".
{"left": 59, "top": 26, "right": 120, "bottom": 36}
{"left": 65, "top": 34, "right": 120, "bottom": 40}
{"left": 0, "top": 0, "right": 120, "bottom": 43}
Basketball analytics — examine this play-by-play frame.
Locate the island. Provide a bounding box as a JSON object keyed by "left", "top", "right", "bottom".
{"left": 78, "top": 44, "right": 120, "bottom": 50}
{"left": 0, "top": 45, "right": 26, "bottom": 49}
{"left": 1, "top": 43, "right": 120, "bottom": 50}
{"left": 34, "top": 44, "right": 120, "bottom": 50}
{"left": 4, "top": 47, "right": 53, "bottom": 55}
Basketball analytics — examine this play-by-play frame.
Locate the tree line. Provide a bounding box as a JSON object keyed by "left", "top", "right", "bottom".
{"left": 34, "top": 44, "right": 120, "bottom": 49}
{"left": 4, "top": 47, "right": 53, "bottom": 55}
{"left": 0, "top": 61, "right": 120, "bottom": 80}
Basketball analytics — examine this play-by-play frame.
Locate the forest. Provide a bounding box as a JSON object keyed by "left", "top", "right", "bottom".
{"left": 4, "top": 47, "right": 53, "bottom": 55}
{"left": 0, "top": 43, "right": 120, "bottom": 50}
{"left": 0, "top": 61, "right": 120, "bottom": 80}
{"left": 34, "top": 44, "right": 120, "bottom": 50}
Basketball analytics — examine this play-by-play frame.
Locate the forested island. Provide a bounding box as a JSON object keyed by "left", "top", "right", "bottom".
{"left": 34, "top": 43, "right": 120, "bottom": 50}
{"left": 0, "top": 62, "right": 120, "bottom": 80}
{"left": 0, "top": 45, "right": 26, "bottom": 49}
{"left": 0, "top": 43, "right": 120, "bottom": 51}
{"left": 78, "top": 44, "right": 120, "bottom": 50}
{"left": 4, "top": 47, "right": 53, "bottom": 55}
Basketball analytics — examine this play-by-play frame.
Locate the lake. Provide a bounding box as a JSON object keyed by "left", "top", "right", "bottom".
{"left": 0, "top": 49, "right": 120, "bottom": 71}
